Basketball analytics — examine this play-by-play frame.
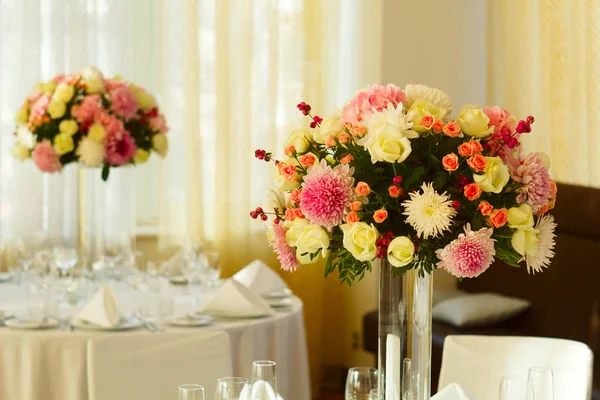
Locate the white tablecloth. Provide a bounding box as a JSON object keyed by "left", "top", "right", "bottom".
{"left": 0, "top": 281, "right": 311, "bottom": 400}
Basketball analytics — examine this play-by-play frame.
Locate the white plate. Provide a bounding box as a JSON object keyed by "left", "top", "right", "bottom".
{"left": 5, "top": 318, "right": 59, "bottom": 330}
{"left": 169, "top": 276, "right": 188, "bottom": 285}
{"left": 0, "top": 272, "right": 11, "bottom": 282}
{"left": 72, "top": 317, "right": 143, "bottom": 331}
{"left": 168, "top": 315, "right": 214, "bottom": 327}
{"left": 262, "top": 289, "right": 292, "bottom": 300}
{"left": 268, "top": 298, "right": 293, "bottom": 309}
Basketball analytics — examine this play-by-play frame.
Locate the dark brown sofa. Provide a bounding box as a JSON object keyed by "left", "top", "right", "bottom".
{"left": 363, "top": 183, "right": 600, "bottom": 396}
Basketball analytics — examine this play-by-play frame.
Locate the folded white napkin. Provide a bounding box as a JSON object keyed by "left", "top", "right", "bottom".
{"left": 75, "top": 286, "right": 119, "bottom": 327}
{"left": 201, "top": 279, "right": 274, "bottom": 318}
{"left": 432, "top": 383, "right": 476, "bottom": 400}
{"left": 233, "top": 259, "right": 288, "bottom": 296}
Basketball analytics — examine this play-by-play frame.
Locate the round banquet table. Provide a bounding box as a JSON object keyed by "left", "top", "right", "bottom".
{"left": 0, "top": 279, "right": 310, "bottom": 400}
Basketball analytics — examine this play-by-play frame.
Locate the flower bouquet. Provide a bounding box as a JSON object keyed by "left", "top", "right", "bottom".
{"left": 12, "top": 66, "right": 168, "bottom": 181}
{"left": 252, "top": 84, "right": 557, "bottom": 282}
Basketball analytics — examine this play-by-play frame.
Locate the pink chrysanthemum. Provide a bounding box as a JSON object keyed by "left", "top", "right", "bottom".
{"left": 105, "top": 130, "right": 137, "bottom": 166}
{"left": 271, "top": 224, "right": 300, "bottom": 272}
{"left": 300, "top": 160, "right": 355, "bottom": 230}
{"left": 342, "top": 84, "right": 406, "bottom": 125}
{"left": 436, "top": 224, "right": 496, "bottom": 278}
{"left": 505, "top": 150, "right": 552, "bottom": 213}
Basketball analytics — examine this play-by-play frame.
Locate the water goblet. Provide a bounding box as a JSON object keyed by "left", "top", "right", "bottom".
{"left": 250, "top": 360, "right": 278, "bottom": 400}
{"left": 178, "top": 384, "right": 205, "bottom": 400}
{"left": 215, "top": 377, "right": 250, "bottom": 400}
{"left": 345, "top": 367, "right": 378, "bottom": 400}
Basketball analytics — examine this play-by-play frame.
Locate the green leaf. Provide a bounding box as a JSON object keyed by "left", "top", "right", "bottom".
{"left": 101, "top": 164, "right": 110, "bottom": 181}
{"left": 471, "top": 215, "right": 483, "bottom": 230}
{"left": 405, "top": 166, "right": 426, "bottom": 188}
{"left": 432, "top": 173, "right": 448, "bottom": 190}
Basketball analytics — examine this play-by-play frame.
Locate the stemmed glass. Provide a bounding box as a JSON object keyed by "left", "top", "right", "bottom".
{"left": 250, "top": 360, "right": 278, "bottom": 400}
{"left": 178, "top": 384, "right": 205, "bottom": 400}
{"left": 199, "top": 251, "right": 221, "bottom": 288}
{"left": 345, "top": 367, "right": 378, "bottom": 400}
{"left": 53, "top": 246, "right": 78, "bottom": 277}
{"left": 527, "top": 367, "right": 554, "bottom": 400}
{"left": 103, "top": 235, "right": 133, "bottom": 281}
{"left": 215, "top": 377, "right": 250, "bottom": 400}
{"left": 14, "top": 236, "right": 45, "bottom": 274}
{"left": 499, "top": 375, "right": 526, "bottom": 400}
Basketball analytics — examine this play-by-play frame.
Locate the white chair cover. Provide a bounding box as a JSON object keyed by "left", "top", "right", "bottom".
{"left": 87, "top": 331, "right": 232, "bottom": 400}
{"left": 438, "top": 335, "right": 594, "bottom": 400}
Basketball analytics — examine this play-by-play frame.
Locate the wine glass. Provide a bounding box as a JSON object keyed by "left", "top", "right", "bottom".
{"left": 178, "top": 384, "right": 205, "bottom": 400}
{"left": 345, "top": 367, "right": 378, "bottom": 400}
{"left": 215, "top": 377, "right": 250, "bottom": 400}
{"left": 499, "top": 375, "right": 526, "bottom": 400}
{"left": 527, "top": 367, "right": 554, "bottom": 400}
{"left": 368, "top": 389, "right": 379, "bottom": 400}
{"left": 53, "top": 246, "right": 78, "bottom": 277}
{"left": 199, "top": 251, "right": 221, "bottom": 287}
{"left": 14, "top": 236, "right": 45, "bottom": 273}
{"left": 250, "top": 360, "right": 278, "bottom": 400}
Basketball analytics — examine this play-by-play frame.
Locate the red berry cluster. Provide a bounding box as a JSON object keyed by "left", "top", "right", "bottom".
{"left": 254, "top": 149, "right": 272, "bottom": 162}
{"left": 297, "top": 101, "right": 323, "bottom": 128}
{"left": 516, "top": 116, "right": 534, "bottom": 134}
{"left": 249, "top": 207, "right": 268, "bottom": 221}
{"left": 392, "top": 176, "right": 403, "bottom": 186}
{"left": 375, "top": 232, "right": 395, "bottom": 259}
{"left": 500, "top": 127, "right": 518, "bottom": 148}
{"left": 456, "top": 175, "right": 472, "bottom": 190}
{"left": 297, "top": 102, "right": 311, "bottom": 115}
{"left": 452, "top": 200, "right": 461, "bottom": 210}
{"left": 309, "top": 116, "right": 323, "bottom": 129}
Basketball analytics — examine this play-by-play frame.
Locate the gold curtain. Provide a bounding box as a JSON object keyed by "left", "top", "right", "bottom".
{"left": 487, "top": 0, "right": 600, "bottom": 186}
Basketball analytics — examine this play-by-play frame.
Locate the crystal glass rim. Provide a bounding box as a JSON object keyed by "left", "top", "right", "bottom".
{"left": 252, "top": 360, "right": 276, "bottom": 367}
{"left": 217, "top": 377, "right": 250, "bottom": 384}
{"left": 178, "top": 384, "right": 204, "bottom": 391}
{"left": 348, "top": 367, "right": 377, "bottom": 374}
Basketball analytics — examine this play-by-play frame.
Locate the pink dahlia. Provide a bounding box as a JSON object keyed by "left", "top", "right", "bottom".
{"left": 73, "top": 95, "right": 101, "bottom": 125}
{"left": 436, "top": 224, "right": 496, "bottom": 278}
{"left": 32, "top": 139, "right": 62, "bottom": 173}
{"left": 149, "top": 114, "right": 169, "bottom": 134}
{"left": 105, "top": 130, "right": 137, "bottom": 166}
{"left": 94, "top": 109, "right": 125, "bottom": 136}
{"left": 300, "top": 160, "right": 355, "bottom": 230}
{"left": 109, "top": 86, "right": 138, "bottom": 121}
{"left": 483, "top": 105, "right": 517, "bottom": 136}
{"left": 271, "top": 224, "right": 300, "bottom": 272}
{"left": 505, "top": 150, "right": 552, "bottom": 213}
{"left": 342, "top": 84, "right": 406, "bottom": 125}
{"left": 29, "top": 94, "right": 50, "bottom": 122}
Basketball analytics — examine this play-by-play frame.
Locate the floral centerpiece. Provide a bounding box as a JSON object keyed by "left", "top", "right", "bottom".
{"left": 12, "top": 66, "right": 168, "bottom": 180}
{"left": 251, "top": 84, "right": 557, "bottom": 282}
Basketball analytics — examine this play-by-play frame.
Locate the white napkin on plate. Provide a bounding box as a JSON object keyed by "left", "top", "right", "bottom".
{"left": 432, "top": 383, "right": 476, "bottom": 400}
{"left": 75, "top": 286, "right": 119, "bottom": 327}
{"left": 201, "top": 279, "right": 274, "bottom": 318}
{"left": 233, "top": 259, "right": 288, "bottom": 296}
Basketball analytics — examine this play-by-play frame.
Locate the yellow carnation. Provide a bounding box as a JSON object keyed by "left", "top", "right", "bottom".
{"left": 59, "top": 119, "right": 79, "bottom": 136}
{"left": 152, "top": 134, "right": 168, "bottom": 157}
{"left": 133, "top": 149, "right": 149, "bottom": 164}
{"left": 54, "top": 133, "right": 74, "bottom": 155}
{"left": 54, "top": 83, "right": 75, "bottom": 103}
{"left": 48, "top": 99, "right": 66, "bottom": 119}
{"left": 15, "top": 107, "right": 29, "bottom": 124}
{"left": 42, "top": 80, "right": 57, "bottom": 95}
{"left": 12, "top": 143, "right": 30, "bottom": 160}
{"left": 88, "top": 123, "right": 107, "bottom": 142}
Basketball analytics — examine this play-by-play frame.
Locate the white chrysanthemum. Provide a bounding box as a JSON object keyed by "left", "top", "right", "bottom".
{"left": 76, "top": 137, "right": 106, "bottom": 167}
{"left": 16, "top": 124, "right": 36, "bottom": 149}
{"left": 360, "top": 103, "right": 419, "bottom": 146}
{"left": 263, "top": 188, "right": 290, "bottom": 215}
{"left": 402, "top": 182, "right": 457, "bottom": 239}
{"left": 404, "top": 84, "right": 453, "bottom": 119}
{"left": 526, "top": 215, "right": 556, "bottom": 274}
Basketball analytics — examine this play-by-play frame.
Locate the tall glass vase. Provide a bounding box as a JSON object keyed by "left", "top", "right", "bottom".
{"left": 378, "top": 260, "right": 433, "bottom": 400}
{"left": 77, "top": 167, "right": 137, "bottom": 268}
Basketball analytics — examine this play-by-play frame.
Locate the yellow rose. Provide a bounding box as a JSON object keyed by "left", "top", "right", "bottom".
{"left": 84, "top": 78, "right": 105, "bottom": 94}
{"left": 313, "top": 113, "right": 343, "bottom": 144}
{"left": 387, "top": 236, "right": 415, "bottom": 268}
{"left": 456, "top": 104, "right": 494, "bottom": 138}
{"left": 54, "top": 83, "right": 74, "bottom": 103}
{"left": 59, "top": 119, "right": 79, "bottom": 136}
{"left": 152, "top": 133, "right": 168, "bottom": 157}
{"left": 41, "top": 80, "right": 57, "bottom": 95}
{"left": 131, "top": 85, "right": 157, "bottom": 111}
{"left": 366, "top": 123, "right": 412, "bottom": 163}
{"left": 12, "top": 143, "right": 30, "bottom": 160}
{"left": 285, "top": 218, "right": 309, "bottom": 247}
{"left": 508, "top": 204, "right": 534, "bottom": 230}
{"left": 473, "top": 157, "right": 510, "bottom": 193}
{"left": 284, "top": 129, "right": 312, "bottom": 154}
{"left": 340, "top": 222, "right": 379, "bottom": 262}
{"left": 15, "top": 107, "right": 29, "bottom": 124}
{"left": 294, "top": 223, "right": 330, "bottom": 264}
{"left": 511, "top": 229, "right": 539, "bottom": 258}
{"left": 53, "top": 133, "right": 74, "bottom": 155}
{"left": 133, "top": 148, "right": 149, "bottom": 164}
{"left": 81, "top": 66, "right": 104, "bottom": 80}
{"left": 407, "top": 99, "right": 443, "bottom": 132}
{"left": 88, "top": 123, "right": 107, "bottom": 142}
{"left": 47, "top": 99, "right": 66, "bottom": 119}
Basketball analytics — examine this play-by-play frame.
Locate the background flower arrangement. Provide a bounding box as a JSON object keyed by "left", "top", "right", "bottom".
{"left": 252, "top": 84, "right": 557, "bottom": 284}
{"left": 12, "top": 66, "right": 168, "bottom": 180}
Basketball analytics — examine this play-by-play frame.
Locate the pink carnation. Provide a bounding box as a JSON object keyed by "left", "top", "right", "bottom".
{"left": 436, "top": 224, "right": 496, "bottom": 278}
{"left": 73, "top": 95, "right": 101, "bottom": 125}
{"left": 271, "top": 224, "right": 300, "bottom": 272}
{"left": 104, "top": 79, "right": 127, "bottom": 91}
{"left": 94, "top": 109, "right": 125, "bottom": 136}
{"left": 300, "top": 160, "right": 355, "bottom": 230}
{"left": 105, "top": 130, "right": 137, "bottom": 166}
{"left": 32, "top": 140, "right": 62, "bottom": 173}
{"left": 29, "top": 95, "right": 50, "bottom": 122}
{"left": 28, "top": 91, "right": 43, "bottom": 104}
{"left": 109, "top": 86, "right": 138, "bottom": 120}
{"left": 483, "top": 105, "right": 517, "bottom": 136}
{"left": 342, "top": 84, "right": 406, "bottom": 125}
{"left": 505, "top": 150, "right": 552, "bottom": 212}
{"left": 149, "top": 114, "right": 169, "bottom": 134}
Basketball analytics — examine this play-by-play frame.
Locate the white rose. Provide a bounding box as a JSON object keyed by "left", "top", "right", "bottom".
{"left": 48, "top": 99, "right": 66, "bottom": 119}
{"left": 76, "top": 137, "right": 106, "bottom": 167}
{"left": 285, "top": 218, "right": 309, "bottom": 247}
{"left": 313, "top": 113, "right": 343, "bottom": 144}
{"left": 295, "top": 224, "right": 330, "bottom": 264}
{"left": 81, "top": 66, "right": 104, "bottom": 80}
{"left": 16, "top": 124, "right": 35, "bottom": 149}
{"left": 12, "top": 142, "right": 30, "bottom": 161}
{"left": 508, "top": 204, "right": 534, "bottom": 230}
{"left": 284, "top": 129, "right": 311, "bottom": 154}
{"left": 152, "top": 134, "right": 168, "bottom": 157}
{"left": 473, "top": 157, "right": 510, "bottom": 193}
{"left": 511, "top": 229, "right": 539, "bottom": 258}
{"left": 54, "top": 83, "right": 74, "bottom": 103}
{"left": 340, "top": 222, "right": 379, "bottom": 262}
{"left": 366, "top": 123, "right": 412, "bottom": 164}
{"left": 387, "top": 236, "right": 415, "bottom": 268}
{"left": 456, "top": 104, "right": 494, "bottom": 138}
